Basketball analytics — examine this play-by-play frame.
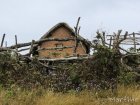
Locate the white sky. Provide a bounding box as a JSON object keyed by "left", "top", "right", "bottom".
{"left": 0, "top": 0, "right": 140, "bottom": 46}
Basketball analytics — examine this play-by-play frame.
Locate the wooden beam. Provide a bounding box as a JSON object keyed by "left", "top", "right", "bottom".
{"left": 0, "top": 47, "right": 19, "bottom": 53}
{"left": 106, "top": 32, "right": 140, "bottom": 36}
{"left": 107, "top": 37, "right": 140, "bottom": 40}
{"left": 105, "top": 42, "right": 130, "bottom": 53}
{"left": 120, "top": 43, "right": 140, "bottom": 45}
{"left": 38, "top": 56, "right": 92, "bottom": 62}
{"left": 9, "top": 38, "right": 75, "bottom": 49}
{"left": 18, "top": 48, "right": 30, "bottom": 52}
{"left": 37, "top": 46, "right": 75, "bottom": 51}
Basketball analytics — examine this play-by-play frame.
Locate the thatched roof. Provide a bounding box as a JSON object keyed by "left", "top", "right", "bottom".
{"left": 40, "top": 22, "right": 91, "bottom": 53}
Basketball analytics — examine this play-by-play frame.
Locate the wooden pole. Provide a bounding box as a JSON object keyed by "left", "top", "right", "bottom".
{"left": 18, "top": 48, "right": 30, "bottom": 52}
{"left": 9, "top": 38, "right": 75, "bottom": 49}
{"left": 133, "top": 32, "right": 136, "bottom": 52}
{"left": 15, "top": 35, "right": 18, "bottom": 52}
{"left": 109, "top": 37, "right": 112, "bottom": 49}
{"left": 102, "top": 31, "right": 105, "bottom": 46}
{"left": 37, "top": 46, "right": 74, "bottom": 51}
{"left": 73, "top": 17, "right": 81, "bottom": 55}
{"left": 78, "top": 26, "right": 81, "bottom": 35}
{"left": 29, "top": 40, "right": 35, "bottom": 56}
{"left": 1, "top": 34, "right": 5, "bottom": 47}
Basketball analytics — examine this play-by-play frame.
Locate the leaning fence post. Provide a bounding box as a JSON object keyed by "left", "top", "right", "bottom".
{"left": 1, "top": 34, "right": 6, "bottom": 47}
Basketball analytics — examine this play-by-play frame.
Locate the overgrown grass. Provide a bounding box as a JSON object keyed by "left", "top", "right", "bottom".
{"left": 0, "top": 85, "right": 139, "bottom": 105}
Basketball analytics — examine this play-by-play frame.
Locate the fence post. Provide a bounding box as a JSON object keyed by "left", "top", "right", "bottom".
{"left": 133, "top": 32, "right": 136, "bottom": 52}
{"left": 1, "top": 34, "right": 5, "bottom": 47}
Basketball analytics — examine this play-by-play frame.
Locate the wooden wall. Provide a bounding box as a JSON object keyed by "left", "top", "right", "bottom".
{"left": 38, "top": 27, "right": 87, "bottom": 58}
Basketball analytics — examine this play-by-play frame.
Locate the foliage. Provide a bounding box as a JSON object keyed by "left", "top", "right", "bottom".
{"left": 0, "top": 51, "right": 48, "bottom": 89}
{"left": 80, "top": 45, "right": 121, "bottom": 90}
{"left": 0, "top": 41, "right": 140, "bottom": 92}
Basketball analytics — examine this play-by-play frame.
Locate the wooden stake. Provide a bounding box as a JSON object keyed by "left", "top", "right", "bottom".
{"left": 109, "top": 37, "right": 112, "bottom": 49}
{"left": 75, "top": 17, "right": 81, "bottom": 34}
{"left": 73, "top": 17, "right": 81, "bottom": 55}
{"left": 1, "top": 34, "right": 5, "bottom": 47}
{"left": 78, "top": 26, "right": 81, "bottom": 35}
{"left": 133, "top": 32, "right": 136, "bottom": 52}
{"left": 102, "top": 31, "right": 105, "bottom": 46}
{"left": 29, "top": 40, "right": 35, "bottom": 56}
{"left": 15, "top": 35, "right": 18, "bottom": 51}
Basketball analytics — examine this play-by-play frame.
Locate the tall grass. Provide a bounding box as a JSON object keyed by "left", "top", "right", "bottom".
{"left": 0, "top": 85, "right": 139, "bottom": 105}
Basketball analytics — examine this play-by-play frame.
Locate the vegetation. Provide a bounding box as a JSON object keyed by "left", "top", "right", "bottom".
{"left": 0, "top": 85, "right": 139, "bottom": 105}
{"left": 0, "top": 30, "right": 140, "bottom": 104}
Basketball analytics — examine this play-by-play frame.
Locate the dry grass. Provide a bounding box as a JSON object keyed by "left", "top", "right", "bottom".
{"left": 0, "top": 85, "right": 139, "bottom": 105}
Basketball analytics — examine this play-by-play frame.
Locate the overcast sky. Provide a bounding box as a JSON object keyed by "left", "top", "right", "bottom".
{"left": 0, "top": 0, "right": 140, "bottom": 46}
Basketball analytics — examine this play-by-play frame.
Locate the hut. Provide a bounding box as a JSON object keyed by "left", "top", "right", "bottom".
{"left": 35, "top": 22, "right": 90, "bottom": 59}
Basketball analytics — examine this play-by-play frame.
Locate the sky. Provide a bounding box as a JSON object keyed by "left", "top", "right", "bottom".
{"left": 0, "top": 0, "right": 140, "bottom": 46}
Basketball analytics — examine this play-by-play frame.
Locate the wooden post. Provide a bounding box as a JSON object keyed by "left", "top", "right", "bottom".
{"left": 1, "top": 34, "right": 5, "bottom": 47}
{"left": 102, "top": 31, "right": 105, "bottom": 46}
{"left": 73, "top": 17, "right": 81, "bottom": 55}
{"left": 78, "top": 26, "right": 81, "bottom": 35}
{"left": 29, "top": 40, "right": 35, "bottom": 56}
{"left": 14, "top": 35, "right": 20, "bottom": 61}
{"left": 15, "top": 35, "right": 18, "bottom": 52}
{"left": 133, "top": 32, "right": 136, "bottom": 52}
{"left": 109, "top": 37, "right": 112, "bottom": 49}
{"left": 112, "top": 33, "right": 116, "bottom": 49}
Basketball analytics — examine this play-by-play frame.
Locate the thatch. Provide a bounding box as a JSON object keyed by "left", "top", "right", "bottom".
{"left": 40, "top": 22, "right": 91, "bottom": 53}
